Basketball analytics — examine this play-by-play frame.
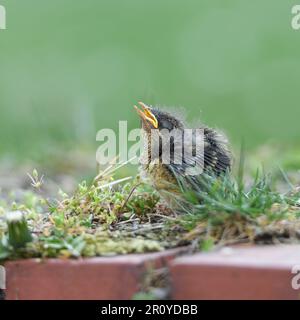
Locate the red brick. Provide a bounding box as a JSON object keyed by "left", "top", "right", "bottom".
{"left": 4, "top": 248, "right": 184, "bottom": 300}
{"left": 170, "top": 245, "right": 300, "bottom": 300}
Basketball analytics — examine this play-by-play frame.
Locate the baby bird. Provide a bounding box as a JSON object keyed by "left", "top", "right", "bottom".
{"left": 134, "top": 102, "right": 232, "bottom": 211}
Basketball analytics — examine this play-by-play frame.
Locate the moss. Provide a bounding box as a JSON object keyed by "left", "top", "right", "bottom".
{"left": 1, "top": 163, "right": 300, "bottom": 261}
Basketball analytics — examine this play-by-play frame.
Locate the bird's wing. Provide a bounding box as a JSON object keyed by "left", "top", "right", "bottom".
{"left": 166, "top": 127, "right": 231, "bottom": 179}
{"left": 202, "top": 127, "right": 231, "bottom": 174}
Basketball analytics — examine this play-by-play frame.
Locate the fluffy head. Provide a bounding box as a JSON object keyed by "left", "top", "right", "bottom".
{"left": 134, "top": 102, "right": 184, "bottom": 132}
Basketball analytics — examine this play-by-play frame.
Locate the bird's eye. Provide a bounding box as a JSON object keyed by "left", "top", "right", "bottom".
{"left": 160, "top": 120, "right": 173, "bottom": 131}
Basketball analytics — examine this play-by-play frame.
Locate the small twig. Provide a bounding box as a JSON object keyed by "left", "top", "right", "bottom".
{"left": 96, "top": 176, "right": 133, "bottom": 190}
{"left": 150, "top": 214, "right": 177, "bottom": 221}
{"left": 121, "top": 183, "right": 141, "bottom": 210}
{"left": 213, "top": 237, "right": 250, "bottom": 250}
{"left": 120, "top": 224, "right": 165, "bottom": 236}
{"left": 116, "top": 218, "right": 140, "bottom": 225}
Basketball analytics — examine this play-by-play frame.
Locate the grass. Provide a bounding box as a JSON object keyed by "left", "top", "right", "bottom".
{"left": 175, "top": 170, "right": 300, "bottom": 249}
{"left": 1, "top": 155, "right": 300, "bottom": 262}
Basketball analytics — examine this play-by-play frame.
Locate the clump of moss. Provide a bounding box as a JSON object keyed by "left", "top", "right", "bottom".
{"left": 1, "top": 160, "right": 300, "bottom": 262}
{"left": 0, "top": 168, "right": 172, "bottom": 261}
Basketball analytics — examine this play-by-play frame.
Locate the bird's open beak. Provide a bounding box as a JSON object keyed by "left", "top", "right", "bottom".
{"left": 134, "top": 102, "right": 158, "bottom": 129}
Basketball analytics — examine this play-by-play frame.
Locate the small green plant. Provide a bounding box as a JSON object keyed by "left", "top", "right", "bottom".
{"left": 6, "top": 211, "right": 32, "bottom": 249}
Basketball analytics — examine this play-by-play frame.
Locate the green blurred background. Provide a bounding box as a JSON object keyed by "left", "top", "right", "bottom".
{"left": 0, "top": 0, "right": 299, "bottom": 169}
